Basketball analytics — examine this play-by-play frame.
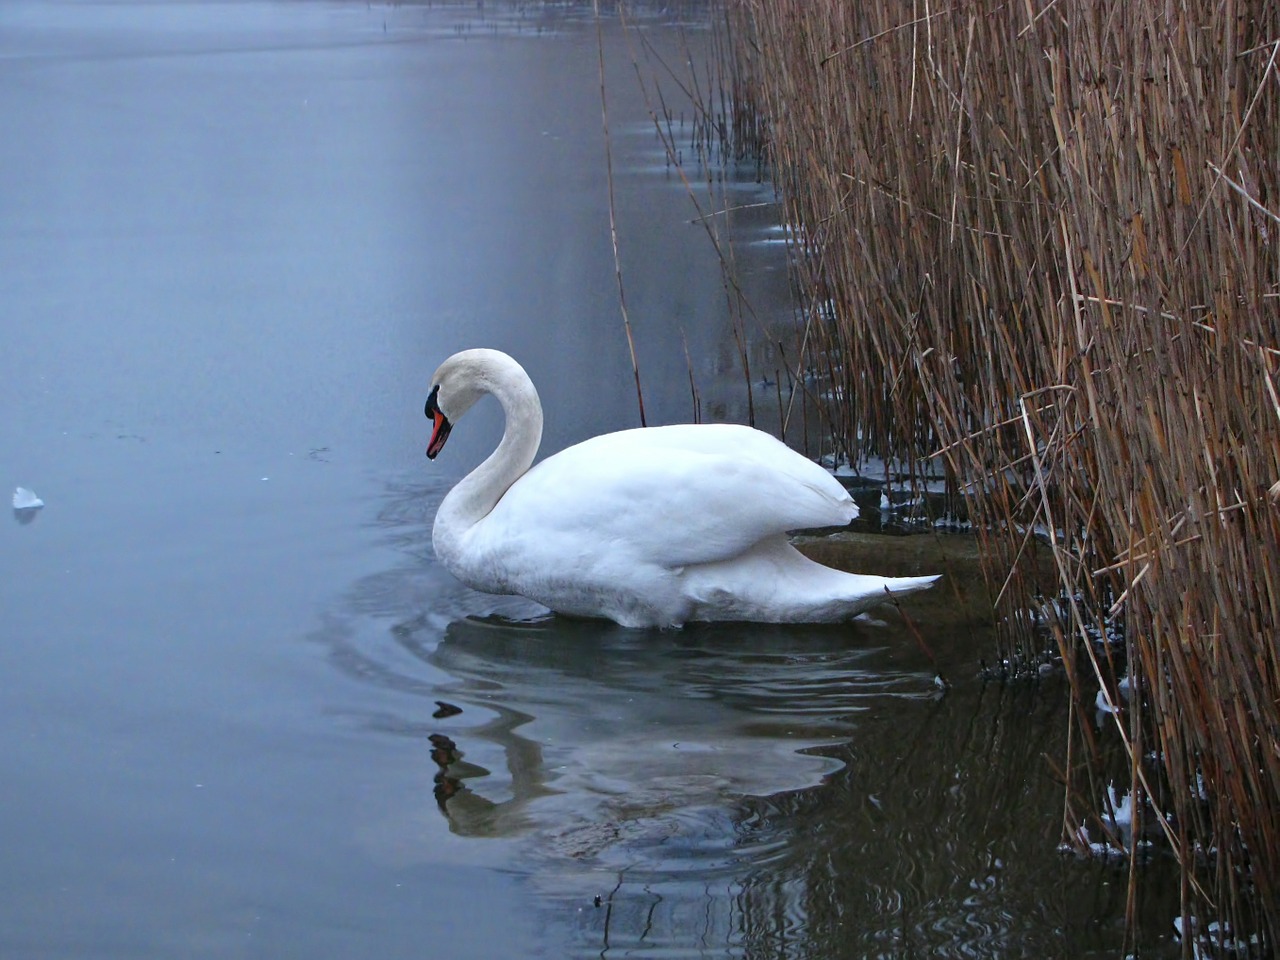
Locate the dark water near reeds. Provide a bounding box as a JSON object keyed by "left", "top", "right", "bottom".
{"left": 1, "top": 2, "right": 1180, "bottom": 957}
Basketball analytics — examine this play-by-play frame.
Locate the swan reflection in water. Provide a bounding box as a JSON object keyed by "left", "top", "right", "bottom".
{"left": 329, "top": 474, "right": 939, "bottom": 859}
{"left": 401, "top": 613, "right": 939, "bottom": 859}
{"left": 325, "top": 479, "right": 1171, "bottom": 957}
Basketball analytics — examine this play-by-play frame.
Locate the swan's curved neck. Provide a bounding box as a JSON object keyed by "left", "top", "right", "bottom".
{"left": 433, "top": 365, "right": 543, "bottom": 563}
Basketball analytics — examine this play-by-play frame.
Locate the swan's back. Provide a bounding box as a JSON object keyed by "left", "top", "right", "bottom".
{"left": 485, "top": 423, "right": 856, "bottom": 570}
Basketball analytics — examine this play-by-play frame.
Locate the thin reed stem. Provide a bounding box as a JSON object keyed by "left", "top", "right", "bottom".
{"left": 593, "top": 0, "right": 647, "bottom": 426}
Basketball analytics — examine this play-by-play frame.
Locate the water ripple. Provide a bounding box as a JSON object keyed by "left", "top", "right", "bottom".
{"left": 312, "top": 475, "right": 1180, "bottom": 959}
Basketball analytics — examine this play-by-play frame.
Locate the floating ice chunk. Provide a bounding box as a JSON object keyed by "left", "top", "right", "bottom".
{"left": 1192, "top": 770, "right": 1210, "bottom": 801}
{"left": 1105, "top": 783, "right": 1134, "bottom": 832}
{"left": 1174, "top": 914, "right": 1258, "bottom": 956}
{"left": 1095, "top": 689, "right": 1120, "bottom": 714}
{"left": 1064, "top": 824, "right": 1126, "bottom": 860}
{"left": 12, "top": 487, "right": 43, "bottom": 510}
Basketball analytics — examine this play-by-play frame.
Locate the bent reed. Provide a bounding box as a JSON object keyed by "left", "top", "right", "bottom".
{"left": 720, "top": 0, "right": 1279, "bottom": 950}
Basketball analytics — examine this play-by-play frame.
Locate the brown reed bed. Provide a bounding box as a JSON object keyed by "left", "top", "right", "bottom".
{"left": 719, "top": 0, "right": 1280, "bottom": 951}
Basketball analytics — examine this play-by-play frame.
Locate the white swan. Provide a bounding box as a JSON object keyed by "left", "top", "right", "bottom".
{"left": 425, "top": 349, "right": 939, "bottom": 628}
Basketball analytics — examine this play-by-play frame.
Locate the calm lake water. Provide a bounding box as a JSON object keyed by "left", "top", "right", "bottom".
{"left": 1, "top": 2, "right": 1181, "bottom": 957}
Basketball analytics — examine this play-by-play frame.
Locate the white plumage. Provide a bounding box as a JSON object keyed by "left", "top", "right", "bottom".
{"left": 426, "top": 349, "right": 938, "bottom": 628}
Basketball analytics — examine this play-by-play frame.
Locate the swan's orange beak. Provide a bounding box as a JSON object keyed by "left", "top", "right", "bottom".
{"left": 425, "top": 386, "right": 452, "bottom": 459}
{"left": 427, "top": 411, "right": 451, "bottom": 459}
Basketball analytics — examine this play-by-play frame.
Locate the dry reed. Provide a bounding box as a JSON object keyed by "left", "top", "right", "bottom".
{"left": 721, "top": 0, "right": 1280, "bottom": 950}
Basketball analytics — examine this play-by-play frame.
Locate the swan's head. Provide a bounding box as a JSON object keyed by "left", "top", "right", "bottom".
{"left": 425, "top": 348, "right": 535, "bottom": 459}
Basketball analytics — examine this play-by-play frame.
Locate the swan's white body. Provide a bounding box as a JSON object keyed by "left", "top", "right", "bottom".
{"left": 427, "top": 349, "right": 938, "bottom": 628}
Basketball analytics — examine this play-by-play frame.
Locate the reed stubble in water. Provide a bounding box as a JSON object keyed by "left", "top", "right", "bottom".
{"left": 722, "top": 0, "right": 1280, "bottom": 950}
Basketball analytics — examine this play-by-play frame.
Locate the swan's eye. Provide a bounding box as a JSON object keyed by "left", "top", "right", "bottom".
{"left": 424, "top": 385, "right": 441, "bottom": 419}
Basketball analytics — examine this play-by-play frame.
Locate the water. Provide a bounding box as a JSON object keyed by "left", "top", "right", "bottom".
{"left": 1, "top": 2, "right": 1180, "bottom": 957}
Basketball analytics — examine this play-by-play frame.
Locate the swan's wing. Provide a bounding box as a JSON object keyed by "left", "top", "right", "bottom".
{"left": 491, "top": 424, "right": 856, "bottom": 569}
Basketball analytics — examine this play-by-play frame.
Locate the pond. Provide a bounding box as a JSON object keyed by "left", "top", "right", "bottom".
{"left": 1, "top": 2, "right": 1180, "bottom": 957}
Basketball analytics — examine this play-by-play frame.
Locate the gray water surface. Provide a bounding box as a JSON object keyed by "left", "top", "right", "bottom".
{"left": 2, "top": 3, "right": 1179, "bottom": 957}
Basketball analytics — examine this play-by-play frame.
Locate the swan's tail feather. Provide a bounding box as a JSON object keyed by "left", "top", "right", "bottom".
{"left": 679, "top": 539, "right": 942, "bottom": 624}
{"left": 878, "top": 574, "right": 941, "bottom": 599}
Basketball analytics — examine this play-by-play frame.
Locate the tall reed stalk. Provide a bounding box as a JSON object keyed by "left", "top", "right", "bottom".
{"left": 722, "top": 0, "right": 1280, "bottom": 949}
{"left": 593, "top": 0, "right": 647, "bottom": 426}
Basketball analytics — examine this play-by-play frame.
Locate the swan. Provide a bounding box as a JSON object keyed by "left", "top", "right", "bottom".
{"left": 425, "top": 348, "right": 939, "bottom": 628}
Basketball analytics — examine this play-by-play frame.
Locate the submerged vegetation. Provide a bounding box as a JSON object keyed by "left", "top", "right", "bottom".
{"left": 708, "top": 0, "right": 1280, "bottom": 952}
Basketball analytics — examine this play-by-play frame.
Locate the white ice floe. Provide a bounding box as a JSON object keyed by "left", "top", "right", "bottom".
{"left": 1058, "top": 785, "right": 1156, "bottom": 862}
{"left": 1063, "top": 824, "right": 1127, "bottom": 861}
{"left": 1095, "top": 689, "right": 1120, "bottom": 714}
{"left": 12, "top": 487, "right": 44, "bottom": 510}
{"left": 1192, "top": 770, "right": 1210, "bottom": 802}
{"left": 1105, "top": 783, "right": 1134, "bottom": 833}
{"left": 1173, "top": 915, "right": 1260, "bottom": 957}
